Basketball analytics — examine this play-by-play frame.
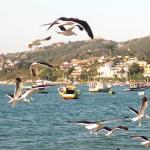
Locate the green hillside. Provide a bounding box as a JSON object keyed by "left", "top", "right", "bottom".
{"left": 1, "top": 36, "right": 150, "bottom": 81}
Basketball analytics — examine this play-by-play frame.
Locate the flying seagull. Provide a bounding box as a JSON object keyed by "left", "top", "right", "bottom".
{"left": 30, "top": 61, "right": 55, "bottom": 78}
{"left": 130, "top": 135, "right": 150, "bottom": 147}
{"left": 28, "top": 36, "right": 51, "bottom": 49}
{"left": 8, "top": 86, "right": 45, "bottom": 107}
{"left": 97, "top": 126, "right": 128, "bottom": 136}
{"left": 128, "top": 96, "right": 149, "bottom": 126}
{"left": 67, "top": 120, "right": 103, "bottom": 134}
{"left": 56, "top": 26, "right": 77, "bottom": 36}
{"left": 6, "top": 77, "right": 39, "bottom": 107}
{"left": 42, "top": 17, "right": 94, "bottom": 39}
{"left": 67, "top": 117, "right": 129, "bottom": 135}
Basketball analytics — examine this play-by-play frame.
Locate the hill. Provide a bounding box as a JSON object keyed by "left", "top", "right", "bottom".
{"left": 1, "top": 36, "right": 150, "bottom": 81}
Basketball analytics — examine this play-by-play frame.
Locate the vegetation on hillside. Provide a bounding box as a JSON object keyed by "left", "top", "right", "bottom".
{"left": 1, "top": 36, "right": 150, "bottom": 81}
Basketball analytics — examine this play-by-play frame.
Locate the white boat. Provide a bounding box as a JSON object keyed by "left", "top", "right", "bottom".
{"left": 88, "top": 81, "right": 111, "bottom": 92}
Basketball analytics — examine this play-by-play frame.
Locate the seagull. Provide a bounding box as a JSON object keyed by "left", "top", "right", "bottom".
{"left": 8, "top": 86, "right": 44, "bottom": 107}
{"left": 6, "top": 77, "right": 37, "bottom": 107}
{"left": 28, "top": 36, "right": 51, "bottom": 49}
{"left": 42, "top": 17, "right": 94, "bottom": 39}
{"left": 97, "top": 126, "right": 128, "bottom": 136}
{"left": 130, "top": 135, "right": 150, "bottom": 147}
{"left": 67, "top": 120, "right": 103, "bottom": 134}
{"left": 128, "top": 96, "right": 149, "bottom": 126}
{"left": 56, "top": 26, "right": 77, "bottom": 36}
{"left": 67, "top": 117, "right": 129, "bottom": 135}
{"left": 30, "top": 61, "right": 55, "bottom": 78}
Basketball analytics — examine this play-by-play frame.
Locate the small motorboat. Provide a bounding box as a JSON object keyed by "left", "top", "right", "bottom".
{"left": 58, "top": 85, "right": 80, "bottom": 99}
{"left": 88, "top": 81, "right": 111, "bottom": 92}
{"left": 125, "top": 83, "right": 146, "bottom": 91}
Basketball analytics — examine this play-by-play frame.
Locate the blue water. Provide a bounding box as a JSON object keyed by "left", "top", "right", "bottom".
{"left": 0, "top": 84, "right": 150, "bottom": 150}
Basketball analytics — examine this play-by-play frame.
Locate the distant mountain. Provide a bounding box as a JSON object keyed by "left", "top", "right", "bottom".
{"left": 120, "top": 36, "right": 150, "bottom": 59}
{"left": 3, "top": 36, "right": 150, "bottom": 64}
{"left": 1, "top": 36, "right": 150, "bottom": 81}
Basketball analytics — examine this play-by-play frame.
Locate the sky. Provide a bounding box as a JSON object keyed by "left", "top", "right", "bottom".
{"left": 1, "top": 0, "right": 150, "bottom": 54}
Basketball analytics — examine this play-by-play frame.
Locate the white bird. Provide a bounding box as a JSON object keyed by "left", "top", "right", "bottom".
{"left": 30, "top": 61, "right": 55, "bottom": 78}
{"left": 130, "top": 135, "right": 150, "bottom": 147}
{"left": 128, "top": 96, "right": 149, "bottom": 126}
{"left": 8, "top": 86, "right": 45, "bottom": 107}
{"left": 67, "top": 117, "right": 129, "bottom": 135}
{"left": 42, "top": 17, "right": 94, "bottom": 39}
{"left": 6, "top": 77, "right": 45, "bottom": 107}
{"left": 67, "top": 120, "right": 103, "bottom": 134}
{"left": 56, "top": 26, "right": 77, "bottom": 36}
{"left": 97, "top": 126, "right": 128, "bottom": 136}
{"left": 28, "top": 36, "right": 51, "bottom": 49}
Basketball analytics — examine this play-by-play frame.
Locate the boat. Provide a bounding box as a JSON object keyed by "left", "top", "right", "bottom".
{"left": 23, "top": 81, "right": 49, "bottom": 94}
{"left": 57, "top": 85, "right": 80, "bottom": 99}
{"left": 88, "top": 81, "right": 111, "bottom": 92}
{"left": 124, "top": 83, "right": 146, "bottom": 91}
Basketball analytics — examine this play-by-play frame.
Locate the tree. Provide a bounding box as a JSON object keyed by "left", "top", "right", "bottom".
{"left": 39, "top": 68, "right": 59, "bottom": 81}
{"left": 128, "top": 63, "right": 144, "bottom": 76}
{"left": 106, "top": 43, "right": 116, "bottom": 56}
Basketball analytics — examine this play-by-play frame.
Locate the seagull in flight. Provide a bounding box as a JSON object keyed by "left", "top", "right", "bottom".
{"left": 97, "top": 126, "right": 128, "bottom": 136}
{"left": 6, "top": 77, "right": 45, "bottom": 107}
{"left": 42, "top": 17, "right": 94, "bottom": 39}
{"left": 56, "top": 26, "right": 77, "bottom": 36}
{"left": 67, "top": 117, "right": 129, "bottom": 135}
{"left": 128, "top": 96, "right": 149, "bottom": 126}
{"left": 30, "top": 61, "right": 55, "bottom": 78}
{"left": 130, "top": 135, "right": 150, "bottom": 147}
{"left": 28, "top": 36, "right": 51, "bottom": 49}
{"left": 67, "top": 120, "right": 103, "bottom": 134}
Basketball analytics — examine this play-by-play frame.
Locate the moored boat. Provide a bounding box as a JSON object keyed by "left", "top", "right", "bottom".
{"left": 124, "top": 82, "right": 146, "bottom": 91}
{"left": 88, "top": 81, "right": 111, "bottom": 92}
{"left": 58, "top": 85, "right": 80, "bottom": 99}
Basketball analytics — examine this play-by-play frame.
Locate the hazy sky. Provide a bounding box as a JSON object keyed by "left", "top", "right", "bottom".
{"left": 1, "top": 0, "right": 150, "bottom": 54}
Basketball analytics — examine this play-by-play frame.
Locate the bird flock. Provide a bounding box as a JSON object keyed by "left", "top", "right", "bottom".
{"left": 6, "top": 61, "right": 54, "bottom": 107}
{"left": 5, "top": 17, "right": 150, "bottom": 149}
{"left": 6, "top": 78, "right": 150, "bottom": 148}
{"left": 67, "top": 96, "right": 150, "bottom": 148}
{"left": 28, "top": 17, "right": 94, "bottom": 49}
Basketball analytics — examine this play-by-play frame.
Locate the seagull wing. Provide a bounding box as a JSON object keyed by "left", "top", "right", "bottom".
{"left": 130, "top": 135, "right": 149, "bottom": 141}
{"left": 101, "top": 127, "right": 112, "bottom": 132}
{"left": 14, "top": 77, "right": 23, "bottom": 98}
{"left": 36, "top": 62, "right": 54, "bottom": 68}
{"left": 30, "top": 61, "right": 54, "bottom": 77}
{"left": 66, "top": 120, "right": 96, "bottom": 126}
{"left": 128, "top": 106, "right": 139, "bottom": 114}
{"left": 75, "top": 24, "right": 84, "bottom": 31}
{"left": 21, "top": 87, "right": 41, "bottom": 98}
{"left": 30, "top": 66, "right": 38, "bottom": 77}
{"left": 139, "top": 96, "right": 148, "bottom": 115}
{"left": 6, "top": 93, "right": 14, "bottom": 98}
{"left": 114, "top": 126, "right": 128, "bottom": 131}
{"left": 47, "top": 20, "right": 60, "bottom": 30}
{"left": 58, "top": 17, "right": 94, "bottom": 39}
{"left": 42, "top": 36, "right": 51, "bottom": 41}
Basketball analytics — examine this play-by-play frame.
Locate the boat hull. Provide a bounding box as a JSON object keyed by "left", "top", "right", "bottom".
{"left": 89, "top": 88, "right": 110, "bottom": 92}
{"left": 58, "top": 86, "right": 80, "bottom": 99}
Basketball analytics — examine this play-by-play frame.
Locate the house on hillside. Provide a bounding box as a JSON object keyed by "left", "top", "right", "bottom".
{"left": 143, "top": 64, "right": 150, "bottom": 77}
